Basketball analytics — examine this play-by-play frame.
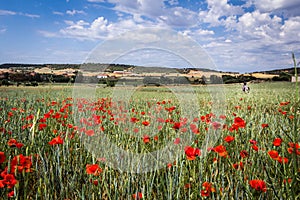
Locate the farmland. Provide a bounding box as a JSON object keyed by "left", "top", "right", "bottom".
{"left": 0, "top": 82, "right": 299, "bottom": 199}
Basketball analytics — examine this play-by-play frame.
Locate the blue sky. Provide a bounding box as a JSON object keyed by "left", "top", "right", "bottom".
{"left": 1, "top": 0, "right": 300, "bottom": 72}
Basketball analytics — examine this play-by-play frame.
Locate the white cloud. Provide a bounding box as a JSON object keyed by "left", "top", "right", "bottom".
{"left": 0, "top": 9, "right": 39, "bottom": 18}
{"left": 199, "top": 0, "right": 244, "bottom": 26}
{"left": 53, "top": 11, "right": 64, "bottom": 16}
{"left": 279, "top": 16, "right": 300, "bottom": 43}
{"left": 254, "top": 0, "right": 300, "bottom": 13}
{"left": 66, "top": 10, "right": 86, "bottom": 15}
{"left": 0, "top": 28, "right": 6, "bottom": 34}
{"left": 0, "top": 9, "right": 16, "bottom": 15}
{"left": 21, "top": 13, "right": 40, "bottom": 18}
{"left": 87, "top": 0, "right": 106, "bottom": 2}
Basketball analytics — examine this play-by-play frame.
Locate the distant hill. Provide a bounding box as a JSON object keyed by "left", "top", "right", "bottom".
{"left": 252, "top": 67, "right": 300, "bottom": 76}
{"left": 0, "top": 63, "right": 298, "bottom": 76}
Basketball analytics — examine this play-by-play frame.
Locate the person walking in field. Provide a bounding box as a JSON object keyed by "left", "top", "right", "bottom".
{"left": 242, "top": 82, "right": 250, "bottom": 93}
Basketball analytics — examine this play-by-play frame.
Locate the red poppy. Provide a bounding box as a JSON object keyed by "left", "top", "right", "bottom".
{"left": 1, "top": 174, "right": 18, "bottom": 189}
{"left": 261, "top": 124, "right": 269, "bottom": 128}
{"left": 201, "top": 182, "right": 216, "bottom": 197}
{"left": 224, "top": 135, "right": 235, "bottom": 143}
{"left": 49, "top": 136, "right": 64, "bottom": 145}
{"left": 234, "top": 117, "right": 246, "bottom": 128}
{"left": 280, "top": 101, "right": 290, "bottom": 106}
{"left": 132, "top": 192, "right": 143, "bottom": 199}
{"left": 268, "top": 150, "right": 279, "bottom": 159}
{"left": 0, "top": 152, "right": 6, "bottom": 164}
{"left": 7, "top": 190, "right": 14, "bottom": 198}
{"left": 85, "top": 129, "right": 95, "bottom": 136}
{"left": 174, "top": 138, "right": 181, "bottom": 144}
{"left": 233, "top": 161, "right": 244, "bottom": 170}
{"left": 184, "top": 146, "right": 201, "bottom": 160}
{"left": 211, "top": 121, "right": 221, "bottom": 130}
{"left": 143, "top": 135, "right": 150, "bottom": 144}
{"left": 86, "top": 164, "right": 102, "bottom": 176}
{"left": 142, "top": 121, "right": 150, "bottom": 126}
{"left": 249, "top": 179, "right": 267, "bottom": 192}
{"left": 273, "top": 138, "right": 282, "bottom": 147}
{"left": 249, "top": 139, "right": 257, "bottom": 145}
{"left": 172, "top": 122, "right": 182, "bottom": 130}
{"left": 240, "top": 150, "right": 249, "bottom": 158}
{"left": 251, "top": 145, "right": 259, "bottom": 151}
{"left": 10, "top": 154, "right": 32, "bottom": 173}
{"left": 277, "top": 156, "right": 288, "bottom": 164}
{"left": 213, "top": 145, "right": 227, "bottom": 157}
{"left": 38, "top": 123, "right": 47, "bottom": 130}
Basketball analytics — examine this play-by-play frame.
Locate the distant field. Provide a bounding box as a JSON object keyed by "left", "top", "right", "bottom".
{"left": 0, "top": 82, "right": 299, "bottom": 199}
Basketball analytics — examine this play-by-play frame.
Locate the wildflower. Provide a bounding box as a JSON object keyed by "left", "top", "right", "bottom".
{"left": 184, "top": 146, "right": 201, "bottom": 160}
{"left": 132, "top": 192, "right": 143, "bottom": 199}
{"left": 213, "top": 145, "right": 228, "bottom": 157}
{"left": 86, "top": 164, "right": 102, "bottom": 176}
{"left": 0, "top": 152, "right": 6, "bottom": 164}
{"left": 249, "top": 179, "right": 267, "bottom": 192}
{"left": 143, "top": 135, "right": 150, "bottom": 144}
{"left": 174, "top": 138, "right": 181, "bottom": 144}
{"left": 273, "top": 138, "right": 282, "bottom": 147}
{"left": 251, "top": 145, "right": 259, "bottom": 151}
{"left": 49, "top": 135, "right": 64, "bottom": 145}
{"left": 201, "top": 182, "right": 216, "bottom": 197}
{"left": 268, "top": 150, "right": 279, "bottom": 159}
{"left": 224, "top": 135, "right": 235, "bottom": 143}
{"left": 233, "top": 161, "right": 244, "bottom": 170}
{"left": 240, "top": 150, "right": 249, "bottom": 158}
{"left": 142, "top": 121, "right": 150, "bottom": 126}
{"left": 85, "top": 129, "right": 95, "bottom": 136}
{"left": 261, "top": 124, "right": 269, "bottom": 128}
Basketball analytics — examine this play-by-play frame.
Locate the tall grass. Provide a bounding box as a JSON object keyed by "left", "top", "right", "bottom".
{"left": 0, "top": 82, "right": 299, "bottom": 199}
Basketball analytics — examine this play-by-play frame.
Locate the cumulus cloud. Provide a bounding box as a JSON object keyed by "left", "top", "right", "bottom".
{"left": 105, "top": 0, "right": 198, "bottom": 28}
{"left": 254, "top": 0, "right": 300, "bottom": 15}
{"left": 199, "top": 0, "right": 244, "bottom": 26}
{"left": 66, "top": 9, "right": 86, "bottom": 15}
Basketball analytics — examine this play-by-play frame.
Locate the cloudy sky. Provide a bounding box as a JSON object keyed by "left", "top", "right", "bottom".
{"left": 1, "top": 0, "right": 300, "bottom": 72}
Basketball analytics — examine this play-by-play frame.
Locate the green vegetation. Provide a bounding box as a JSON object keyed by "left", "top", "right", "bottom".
{"left": 0, "top": 82, "right": 299, "bottom": 199}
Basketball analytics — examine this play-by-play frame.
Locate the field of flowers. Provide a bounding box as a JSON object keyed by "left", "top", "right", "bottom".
{"left": 0, "top": 82, "right": 299, "bottom": 199}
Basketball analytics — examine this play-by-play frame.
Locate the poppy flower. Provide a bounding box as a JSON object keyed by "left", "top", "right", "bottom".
{"left": 143, "top": 135, "right": 150, "bottom": 144}
{"left": 85, "top": 129, "right": 95, "bottom": 136}
{"left": 249, "top": 139, "right": 257, "bottom": 145}
{"left": 273, "top": 138, "right": 282, "bottom": 147}
{"left": 251, "top": 145, "right": 259, "bottom": 151}
{"left": 86, "top": 164, "right": 102, "bottom": 176}
{"left": 0, "top": 152, "right": 6, "bottom": 164}
{"left": 142, "top": 121, "right": 150, "bottom": 126}
{"left": 232, "top": 161, "right": 244, "bottom": 170}
{"left": 10, "top": 154, "right": 32, "bottom": 173}
{"left": 240, "top": 150, "right": 249, "bottom": 158}
{"left": 132, "top": 192, "right": 143, "bottom": 199}
{"left": 224, "top": 135, "right": 235, "bottom": 143}
{"left": 211, "top": 121, "right": 221, "bottom": 130}
{"left": 268, "top": 150, "right": 279, "bottom": 159}
{"left": 261, "top": 124, "right": 269, "bottom": 128}
{"left": 233, "top": 117, "right": 246, "bottom": 128}
{"left": 38, "top": 123, "right": 47, "bottom": 130}
{"left": 249, "top": 179, "right": 267, "bottom": 192}
{"left": 201, "top": 182, "right": 216, "bottom": 197}
{"left": 213, "top": 145, "right": 228, "bottom": 157}
{"left": 49, "top": 136, "right": 64, "bottom": 145}
{"left": 174, "top": 138, "right": 181, "bottom": 144}
{"left": 7, "top": 190, "right": 14, "bottom": 198}
{"left": 184, "top": 146, "right": 201, "bottom": 160}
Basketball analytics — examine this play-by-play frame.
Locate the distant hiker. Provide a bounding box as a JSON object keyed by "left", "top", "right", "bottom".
{"left": 242, "top": 82, "right": 250, "bottom": 93}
